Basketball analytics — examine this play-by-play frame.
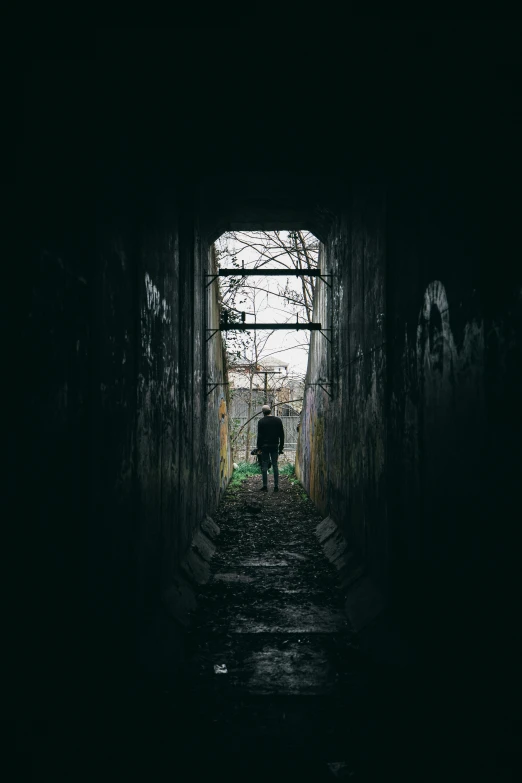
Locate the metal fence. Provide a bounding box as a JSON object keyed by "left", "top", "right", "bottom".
{"left": 229, "top": 388, "right": 300, "bottom": 464}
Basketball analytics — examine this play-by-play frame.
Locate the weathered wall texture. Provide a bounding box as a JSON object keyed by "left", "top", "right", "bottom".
{"left": 386, "top": 179, "right": 522, "bottom": 642}
{"left": 93, "top": 203, "right": 232, "bottom": 680}
{"left": 297, "top": 177, "right": 522, "bottom": 645}
{"left": 25, "top": 182, "right": 232, "bottom": 699}
{"left": 207, "top": 245, "right": 233, "bottom": 498}
{"left": 297, "top": 186, "right": 387, "bottom": 599}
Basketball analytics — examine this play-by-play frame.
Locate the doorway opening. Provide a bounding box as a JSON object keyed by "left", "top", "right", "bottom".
{"left": 214, "top": 230, "right": 321, "bottom": 465}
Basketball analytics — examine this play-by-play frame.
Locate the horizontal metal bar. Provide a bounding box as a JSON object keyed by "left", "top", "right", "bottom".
{"left": 219, "top": 268, "right": 321, "bottom": 277}
{"left": 220, "top": 322, "right": 322, "bottom": 331}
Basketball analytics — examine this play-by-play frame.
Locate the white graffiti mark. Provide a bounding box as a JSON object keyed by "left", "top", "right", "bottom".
{"left": 416, "top": 280, "right": 457, "bottom": 380}
{"left": 416, "top": 280, "right": 485, "bottom": 417}
{"left": 144, "top": 273, "right": 171, "bottom": 324}
{"left": 141, "top": 273, "right": 172, "bottom": 365}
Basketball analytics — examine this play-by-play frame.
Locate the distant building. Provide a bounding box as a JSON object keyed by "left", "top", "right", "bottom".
{"left": 228, "top": 356, "right": 289, "bottom": 392}
{"left": 227, "top": 354, "right": 303, "bottom": 461}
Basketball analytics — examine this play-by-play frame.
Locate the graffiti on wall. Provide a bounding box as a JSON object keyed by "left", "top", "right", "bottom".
{"left": 416, "top": 279, "right": 484, "bottom": 408}
{"left": 219, "top": 396, "right": 229, "bottom": 492}
{"left": 416, "top": 280, "right": 456, "bottom": 386}
{"left": 141, "top": 272, "right": 171, "bottom": 367}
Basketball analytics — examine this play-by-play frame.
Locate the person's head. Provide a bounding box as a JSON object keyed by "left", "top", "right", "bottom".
{"left": 261, "top": 404, "right": 271, "bottom": 416}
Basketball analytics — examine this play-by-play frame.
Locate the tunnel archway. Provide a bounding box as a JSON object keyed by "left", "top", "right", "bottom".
{"left": 19, "top": 27, "right": 522, "bottom": 780}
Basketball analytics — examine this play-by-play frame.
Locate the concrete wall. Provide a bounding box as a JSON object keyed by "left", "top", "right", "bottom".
{"left": 297, "top": 186, "right": 387, "bottom": 595}
{"left": 24, "top": 169, "right": 232, "bottom": 705}
{"left": 94, "top": 203, "right": 232, "bottom": 683}
{"left": 386, "top": 176, "right": 522, "bottom": 640}
{"left": 297, "top": 176, "right": 522, "bottom": 650}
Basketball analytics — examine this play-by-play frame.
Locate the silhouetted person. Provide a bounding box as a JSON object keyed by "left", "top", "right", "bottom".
{"left": 257, "top": 404, "right": 284, "bottom": 492}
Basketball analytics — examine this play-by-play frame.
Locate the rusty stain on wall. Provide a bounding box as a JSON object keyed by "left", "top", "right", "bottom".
{"left": 219, "top": 396, "right": 231, "bottom": 492}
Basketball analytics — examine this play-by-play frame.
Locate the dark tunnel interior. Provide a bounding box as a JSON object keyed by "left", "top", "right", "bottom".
{"left": 13, "top": 24, "right": 522, "bottom": 781}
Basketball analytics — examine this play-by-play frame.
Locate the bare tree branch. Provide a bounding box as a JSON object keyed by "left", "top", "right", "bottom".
{"left": 216, "top": 230, "right": 319, "bottom": 387}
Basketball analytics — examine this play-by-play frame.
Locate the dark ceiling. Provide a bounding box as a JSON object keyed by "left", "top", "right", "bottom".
{"left": 17, "top": 23, "right": 521, "bottom": 243}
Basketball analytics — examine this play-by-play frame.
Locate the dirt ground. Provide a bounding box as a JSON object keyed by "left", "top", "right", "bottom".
{"left": 78, "top": 470, "right": 511, "bottom": 782}
{"left": 169, "top": 472, "right": 384, "bottom": 780}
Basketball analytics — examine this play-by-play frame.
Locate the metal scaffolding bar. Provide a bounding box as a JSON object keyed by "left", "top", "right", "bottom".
{"left": 218, "top": 268, "right": 322, "bottom": 277}
{"left": 220, "top": 322, "right": 322, "bottom": 331}
{"left": 205, "top": 264, "right": 334, "bottom": 398}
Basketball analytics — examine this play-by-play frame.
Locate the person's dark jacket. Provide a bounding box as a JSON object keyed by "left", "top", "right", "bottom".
{"left": 257, "top": 415, "right": 284, "bottom": 451}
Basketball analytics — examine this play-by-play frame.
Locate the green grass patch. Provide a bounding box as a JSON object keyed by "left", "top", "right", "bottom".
{"left": 228, "top": 461, "right": 261, "bottom": 489}
{"left": 228, "top": 460, "right": 296, "bottom": 490}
